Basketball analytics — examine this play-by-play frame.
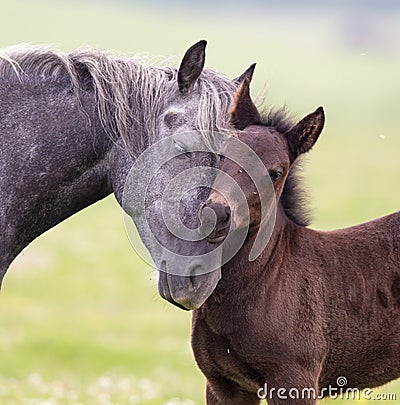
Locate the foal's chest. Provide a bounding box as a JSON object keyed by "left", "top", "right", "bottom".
{"left": 191, "top": 311, "right": 263, "bottom": 393}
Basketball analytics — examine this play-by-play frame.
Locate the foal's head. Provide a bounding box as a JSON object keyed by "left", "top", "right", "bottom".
{"left": 200, "top": 75, "right": 325, "bottom": 242}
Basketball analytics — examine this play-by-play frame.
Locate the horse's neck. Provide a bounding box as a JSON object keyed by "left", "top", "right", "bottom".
{"left": 0, "top": 81, "right": 115, "bottom": 284}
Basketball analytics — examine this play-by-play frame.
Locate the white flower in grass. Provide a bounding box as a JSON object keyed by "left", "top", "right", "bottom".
{"left": 27, "top": 373, "right": 48, "bottom": 395}
{"left": 116, "top": 377, "right": 133, "bottom": 393}
{"left": 27, "top": 373, "right": 43, "bottom": 386}
{"left": 138, "top": 378, "right": 157, "bottom": 399}
{"left": 97, "top": 376, "right": 113, "bottom": 391}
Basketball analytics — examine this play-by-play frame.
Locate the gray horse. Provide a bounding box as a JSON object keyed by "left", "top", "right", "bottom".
{"left": 0, "top": 40, "right": 246, "bottom": 291}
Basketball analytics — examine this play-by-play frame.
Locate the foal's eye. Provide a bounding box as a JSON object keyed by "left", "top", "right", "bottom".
{"left": 218, "top": 154, "right": 225, "bottom": 162}
{"left": 268, "top": 168, "right": 283, "bottom": 183}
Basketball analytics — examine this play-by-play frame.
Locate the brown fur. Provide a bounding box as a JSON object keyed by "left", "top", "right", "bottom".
{"left": 192, "top": 81, "right": 400, "bottom": 404}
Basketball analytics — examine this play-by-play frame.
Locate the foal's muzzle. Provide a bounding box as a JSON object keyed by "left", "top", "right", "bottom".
{"left": 199, "top": 200, "right": 231, "bottom": 243}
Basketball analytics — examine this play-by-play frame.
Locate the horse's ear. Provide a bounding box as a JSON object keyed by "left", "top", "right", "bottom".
{"left": 233, "top": 63, "right": 257, "bottom": 85}
{"left": 178, "top": 40, "right": 207, "bottom": 94}
{"left": 230, "top": 65, "right": 261, "bottom": 130}
{"left": 286, "top": 107, "right": 325, "bottom": 156}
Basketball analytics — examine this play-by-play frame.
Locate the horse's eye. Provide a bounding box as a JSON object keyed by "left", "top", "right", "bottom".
{"left": 218, "top": 154, "right": 225, "bottom": 162}
{"left": 268, "top": 169, "right": 283, "bottom": 183}
{"left": 174, "top": 141, "right": 192, "bottom": 158}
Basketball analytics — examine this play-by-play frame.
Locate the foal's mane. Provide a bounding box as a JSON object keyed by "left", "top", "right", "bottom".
{"left": 259, "top": 107, "right": 312, "bottom": 227}
{"left": 0, "top": 45, "right": 236, "bottom": 157}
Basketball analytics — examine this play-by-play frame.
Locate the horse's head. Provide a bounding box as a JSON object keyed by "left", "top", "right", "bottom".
{"left": 119, "top": 41, "right": 257, "bottom": 310}
{"left": 200, "top": 75, "right": 325, "bottom": 243}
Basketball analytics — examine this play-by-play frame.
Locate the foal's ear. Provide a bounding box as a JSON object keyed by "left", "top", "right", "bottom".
{"left": 230, "top": 64, "right": 261, "bottom": 130}
{"left": 178, "top": 40, "right": 207, "bottom": 94}
{"left": 233, "top": 63, "right": 257, "bottom": 85}
{"left": 286, "top": 107, "right": 325, "bottom": 156}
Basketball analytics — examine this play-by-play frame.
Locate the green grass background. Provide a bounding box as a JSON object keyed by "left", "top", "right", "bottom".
{"left": 0, "top": 1, "right": 399, "bottom": 403}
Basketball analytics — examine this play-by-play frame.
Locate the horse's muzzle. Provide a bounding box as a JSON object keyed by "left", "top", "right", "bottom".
{"left": 158, "top": 264, "right": 221, "bottom": 310}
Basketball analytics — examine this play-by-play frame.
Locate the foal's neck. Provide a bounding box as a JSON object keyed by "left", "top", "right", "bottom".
{"left": 209, "top": 205, "right": 292, "bottom": 300}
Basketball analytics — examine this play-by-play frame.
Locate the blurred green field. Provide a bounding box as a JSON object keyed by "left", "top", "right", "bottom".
{"left": 0, "top": 0, "right": 399, "bottom": 404}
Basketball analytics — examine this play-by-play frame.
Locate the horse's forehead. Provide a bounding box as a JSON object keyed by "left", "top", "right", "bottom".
{"left": 168, "top": 90, "right": 201, "bottom": 110}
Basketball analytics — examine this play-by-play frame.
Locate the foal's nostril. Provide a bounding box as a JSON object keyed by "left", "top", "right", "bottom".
{"left": 199, "top": 201, "right": 231, "bottom": 242}
{"left": 222, "top": 206, "right": 231, "bottom": 224}
{"left": 208, "top": 202, "right": 230, "bottom": 229}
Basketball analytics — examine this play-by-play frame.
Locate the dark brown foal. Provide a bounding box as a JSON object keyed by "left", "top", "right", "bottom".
{"left": 192, "top": 76, "right": 400, "bottom": 404}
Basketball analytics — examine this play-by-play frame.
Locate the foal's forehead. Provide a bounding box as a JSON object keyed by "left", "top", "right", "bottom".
{"left": 237, "top": 125, "right": 288, "bottom": 154}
